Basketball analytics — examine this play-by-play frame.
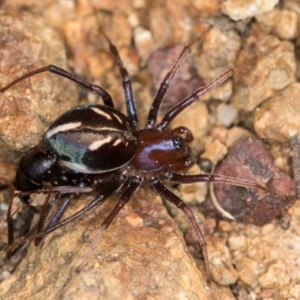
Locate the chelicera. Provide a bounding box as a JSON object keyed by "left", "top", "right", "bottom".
{"left": 0, "top": 35, "right": 282, "bottom": 285}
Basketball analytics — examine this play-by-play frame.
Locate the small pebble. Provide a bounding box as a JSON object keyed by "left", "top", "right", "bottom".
{"left": 254, "top": 83, "right": 300, "bottom": 143}
{"left": 261, "top": 223, "right": 274, "bottom": 235}
{"left": 218, "top": 220, "right": 233, "bottom": 232}
{"left": 232, "top": 35, "right": 296, "bottom": 112}
{"left": 228, "top": 235, "right": 246, "bottom": 250}
{"left": 221, "top": 0, "right": 279, "bottom": 21}
{"left": 216, "top": 103, "right": 237, "bottom": 127}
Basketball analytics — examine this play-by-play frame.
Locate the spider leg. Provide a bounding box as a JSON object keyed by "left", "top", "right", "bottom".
{"left": 152, "top": 179, "right": 211, "bottom": 285}
{"left": 8, "top": 185, "right": 93, "bottom": 253}
{"left": 2, "top": 181, "right": 122, "bottom": 254}
{"left": 8, "top": 196, "right": 73, "bottom": 257}
{"left": 34, "top": 194, "right": 73, "bottom": 246}
{"left": 96, "top": 177, "right": 141, "bottom": 231}
{"left": 102, "top": 34, "right": 139, "bottom": 129}
{"left": 6, "top": 184, "right": 17, "bottom": 258}
{"left": 157, "top": 67, "right": 237, "bottom": 130}
{"left": 147, "top": 39, "right": 200, "bottom": 128}
{"left": 169, "top": 172, "right": 283, "bottom": 196}
{"left": 76, "top": 176, "right": 142, "bottom": 272}
{"left": 0, "top": 65, "right": 114, "bottom": 107}
{"left": 14, "top": 186, "right": 94, "bottom": 197}
{"left": 34, "top": 187, "right": 58, "bottom": 243}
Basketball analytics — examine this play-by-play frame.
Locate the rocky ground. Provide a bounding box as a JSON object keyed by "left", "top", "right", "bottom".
{"left": 0, "top": 0, "right": 299, "bottom": 299}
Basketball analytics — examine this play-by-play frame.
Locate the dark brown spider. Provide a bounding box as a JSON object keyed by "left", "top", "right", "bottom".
{"left": 0, "top": 33, "right": 289, "bottom": 285}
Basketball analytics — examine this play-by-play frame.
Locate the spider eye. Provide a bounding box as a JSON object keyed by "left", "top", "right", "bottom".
{"left": 172, "top": 136, "right": 182, "bottom": 149}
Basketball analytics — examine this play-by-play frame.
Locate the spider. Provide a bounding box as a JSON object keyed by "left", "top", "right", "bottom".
{"left": 0, "top": 34, "right": 281, "bottom": 285}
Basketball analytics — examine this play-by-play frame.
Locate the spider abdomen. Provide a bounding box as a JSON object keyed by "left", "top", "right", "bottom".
{"left": 15, "top": 104, "right": 138, "bottom": 199}
{"left": 46, "top": 104, "right": 138, "bottom": 173}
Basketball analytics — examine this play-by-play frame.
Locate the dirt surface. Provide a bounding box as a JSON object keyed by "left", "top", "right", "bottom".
{"left": 0, "top": 1, "right": 299, "bottom": 299}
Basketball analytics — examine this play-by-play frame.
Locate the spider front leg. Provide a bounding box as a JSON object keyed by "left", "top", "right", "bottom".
{"left": 169, "top": 172, "right": 284, "bottom": 196}
{"left": 157, "top": 67, "right": 238, "bottom": 130}
{"left": 146, "top": 39, "right": 199, "bottom": 128}
{"left": 152, "top": 179, "right": 211, "bottom": 285}
{"left": 155, "top": 171, "right": 290, "bottom": 285}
